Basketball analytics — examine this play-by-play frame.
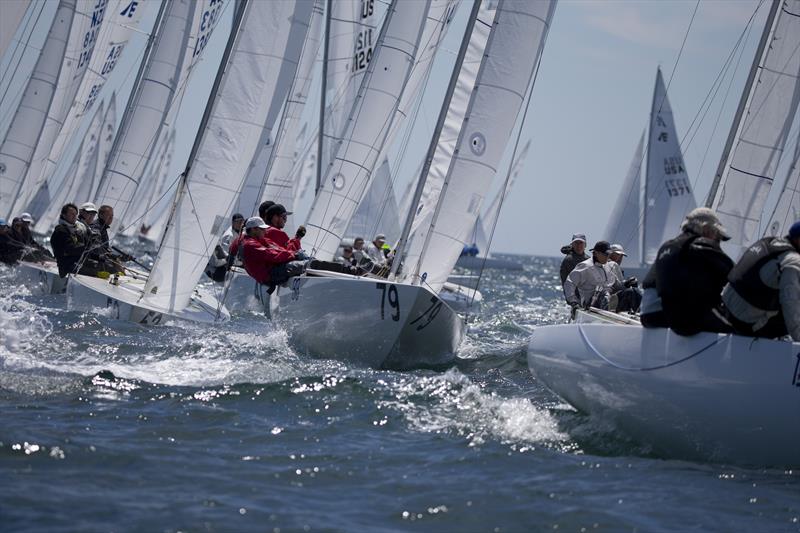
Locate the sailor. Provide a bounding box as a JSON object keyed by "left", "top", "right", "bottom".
{"left": 640, "top": 207, "right": 733, "bottom": 335}
{"left": 50, "top": 203, "right": 104, "bottom": 278}
{"left": 720, "top": 221, "right": 800, "bottom": 341}
{"left": 608, "top": 243, "right": 641, "bottom": 313}
{"left": 206, "top": 213, "right": 245, "bottom": 281}
{"left": 353, "top": 237, "right": 367, "bottom": 263}
{"left": 258, "top": 200, "right": 275, "bottom": 222}
{"left": 19, "top": 212, "right": 35, "bottom": 230}
{"left": 559, "top": 233, "right": 589, "bottom": 284}
{"left": 90, "top": 205, "right": 131, "bottom": 270}
{"left": 337, "top": 245, "right": 357, "bottom": 268}
{"left": 10, "top": 217, "right": 51, "bottom": 262}
{"left": 365, "top": 233, "right": 388, "bottom": 266}
{"left": 0, "top": 218, "right": 25, "bottom": 265}
{"left": 241, "top": 217, "right": 306, "bottom": 287}
{"left": 264, "top": 203, "right": 307, "bottom": 257}
{"left": 563, "top": 240, "right": 624, "bottom": 315}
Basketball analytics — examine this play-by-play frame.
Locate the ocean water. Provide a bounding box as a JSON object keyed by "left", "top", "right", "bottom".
{"left": 1, "top": 255, "right": 798, "bottom": 532}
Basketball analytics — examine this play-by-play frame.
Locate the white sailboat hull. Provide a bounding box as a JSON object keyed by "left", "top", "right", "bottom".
{"left": 67, "top": 273, "right": 230, "bottom": 325}
{"left": 273, "top": 271, "right": 465, "bottom": 369}
{"left": 527, "top": 322, "right": 800, "bottom": 466}
{"left": 455, "top": 255, "right": 523, "bottom": 270}
{"left": 15, "top": 261, "right": 67, "bottom": 295}
{"left": 440, "top": 281, "right": 482, "bottom": 314}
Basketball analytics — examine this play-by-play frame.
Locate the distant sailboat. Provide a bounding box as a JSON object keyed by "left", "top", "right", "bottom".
{"left": 604, "top": 67, "right": 697, "bottom": 278}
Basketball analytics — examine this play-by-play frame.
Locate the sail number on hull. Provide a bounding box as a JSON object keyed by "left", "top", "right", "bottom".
{"left": 376, "top": 283, "right": 400, "bottom": 321}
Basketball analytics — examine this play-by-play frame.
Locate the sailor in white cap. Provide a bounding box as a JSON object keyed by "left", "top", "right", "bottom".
{"left": 559, "top": 233, "right": 589, "bottom": 284}
{"left": 365, "top": 233, "right": 388, "bottom": 267}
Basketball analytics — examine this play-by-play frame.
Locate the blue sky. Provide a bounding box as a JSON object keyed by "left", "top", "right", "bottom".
{"left": 0, "top": 0, "right": 777, "bottom": 258}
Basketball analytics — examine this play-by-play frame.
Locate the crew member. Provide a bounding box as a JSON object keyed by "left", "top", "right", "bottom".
{"left": 560, "top": 233, "right": 589, "bottom": 284}
{"left": 241, "top": 217, "right": 305, "bottom": 287}
{"left": 91, "top": 205, "right": 131, "bottom": 271}
{"left": 50, "top": 203, "right": 103, "bottom": 278}
{"left": 11, "top": 216, "right": 53, "bottom": 261}
{"left": 206, "top": 213, "right": 245, "bottom": 281}
{"left": 721, "top": 221, "right": 800, "bottom": 341}
{"left": 608, "top": 243, "right": 640, "bottom": 313}
{"left": 640, "top": 207, "right": 733, "bottom": 335}
{"left": 563, "top": 240, "right": 624, "bottom": 314}
{"left": 264, "top": 204, "right": 306, "bottom": 256}
{"left": 0, "top": 218, "right": 24, "bottom": 265}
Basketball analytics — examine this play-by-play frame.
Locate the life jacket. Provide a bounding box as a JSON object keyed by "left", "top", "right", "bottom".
{"left": 728, "top": 237, "right": 794, "bottom": 311}
{"left": 654, "top": 232, "right": 698, "bottom": 298}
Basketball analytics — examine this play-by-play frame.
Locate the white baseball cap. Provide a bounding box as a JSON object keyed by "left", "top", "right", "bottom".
{"left": 20, "top": 212, "right": 34, "bottom": 223}
{"left": 79, "top": 202, "right": 98, "bottom": 213}
{"left": 245, "top": 216, "right": 268, "bottom": 229}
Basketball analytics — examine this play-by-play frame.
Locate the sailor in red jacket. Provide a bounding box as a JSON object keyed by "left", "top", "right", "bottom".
{"left": 263, "top": 203, "right": 307, "bottom": 257}
{"left": 241, "top": 217, "right": 307, "bottom": 286}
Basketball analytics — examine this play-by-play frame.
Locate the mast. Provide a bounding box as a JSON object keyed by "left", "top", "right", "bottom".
{"left": 316, "top": 0, "right": 332, "bottom": 195}
{"left": 642, "top": 69, "right": 659, "bottom": 266}
{"left": 705, "top": 0, "right": 781, "bottom": 208}
{"left": 151, "top": 0, "right": 250, "bottom": 260}
{"left": 92, "top": 0, "right": 169, "bottom": 200}
{"left": 389, "top": 0, "right": 482, "bottom": 278}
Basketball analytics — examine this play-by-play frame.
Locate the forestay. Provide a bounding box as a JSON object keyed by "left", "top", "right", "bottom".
{"left": 605, "top": 132, "right": 644, "bottom": 265}
{"left": 142, "top": 0, "right": 315, "bottom": 313}
{"left": 13, "top": 0, "right": 110, "bottom": 216}
{"left": 303, "top": 0, "right": 432, "bottom": 261}
{"left": 237, "top": 0, "right": 324, "bottom": 217}
{"left": 408, "top": 0, "right": 556, "bottom": 293}
{"left": 95, "top": 0, "right": 223, "bottom": 234}
{"left": 707, "top": 0, "right": 800, "bottom": 253}
{"left": 24, "top": 0, "right": 145, "bottom": 216}
{"left": 399, "top": 2, "right": 498, "bottom": 280}
{"left": 0, "top": 0, "right": 76, "bottom": 219}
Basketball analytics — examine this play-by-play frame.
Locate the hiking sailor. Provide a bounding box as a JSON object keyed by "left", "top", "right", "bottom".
{"left": 206, "top": 213, "right": 244, "bottom": 281}
{"left": 240, "top": 217, "right": 307, "bottom": 288}
{"left": 608, "top": 243, "right": 641, "bottom": 313}
{"left": 563, "top": 240, "right": 624, "bottom": 316}
{"left": 263, "top": 204, "right": 308, "bottom": 259}
{"left": 721, "top": 220, "right": 800, "bottom": 341}
{"left": 50, "top": 203, "right": 104, "bottom": 278}
{"left": 560, "top": 233, "right": 589, "bottom": 284}
{"left": 640, "top": 207, "right": 733, "bottom": 335}
{"left": 90, "top": 205, "right": 131, "bottom": 271}
{"left": 11, "top": 216, "right": 54, "bottom": 262}
{"left": 365, "top": 233, "right": 388, "bottom": 266}
{"left": 0, "top": 218, "right": 25, "bottom": 265}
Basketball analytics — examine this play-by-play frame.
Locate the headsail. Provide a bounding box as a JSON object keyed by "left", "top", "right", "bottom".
{"left": 766, "top": 132, "right": 800, "bottom": 237}
{"left": 0, "top": 0, "right": 33, "bottom": 63}
{"left": 605, "top": 132, "right": 644, "bottom": 265}
{"left": 0, "top": 0, "right": 76, "bottom": 219}
{"left": 706, "top": 0, "right": 800, "bottom": 253}
{"left": 142, "top": 0, "right": 315, "bottom": 313}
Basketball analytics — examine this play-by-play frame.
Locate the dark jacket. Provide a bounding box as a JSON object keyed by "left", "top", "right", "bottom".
{"left": 0, "top": 232, "right": 25, "bottom": 265}
{"left": 559, "top": 245, "right": 589, "bottom": 284}
{"left": 649, "top": 232, "right": 733, "bottom": 335}
{"left": 50, "top": 219, "right": 90, "bottom": 277}
{"left": 12, "top": 227, "right": 53, "bottom": 261}
{"left": 90, "top": 219, "right": 112, "bottom": 256}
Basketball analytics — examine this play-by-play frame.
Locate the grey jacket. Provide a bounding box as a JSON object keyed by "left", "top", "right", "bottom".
{"left": 722, "top": 248, "right": 800, "bottom": 341}
{"left": 563, "top": 257, "right": 624, "bottom": 307}
{"left": 559, "top": 245, "right": 588, "bottom": 283}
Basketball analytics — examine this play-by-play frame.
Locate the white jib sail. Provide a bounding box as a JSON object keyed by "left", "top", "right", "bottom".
{"left": 94, "top": 0, "right": 221, "bottom": 233}
{"left": 0, "top": 0, "right": 33, "bottom": 63}
{"left": 303, "top": 0, "right": 432, "bottom": 261}
{"left": 13, "top": 0, "right": 111, "bottom": 216}
{"left": 142, "top": 0, "right": 315, "bottom": 313}
{"left": 140, "top": 128, "right": 177, "bottom": 243}
{"left": 400, "top": 2, "right": 498, "bottom": 276}
{"left": 236, "top": 0, "right": 324, "bottom": 217}
{"left": 35, "top": 98, "right": 106, "bottom": 231}
{"left": 0, "top": 0, "right": 76, "bottom": 219}
{"left": 709, "top": 0, "right": 800, "bottom": 252}
{"left": 346, "top": 157, "right": 400, "bottom": 242}
{"left": 643, "top": 67, "right": 697, "bottom": 264}
{"left": 25, "top": 0, "right": 146, "bottom": 213}
{"left": 410, "top": 0, "right": 556, "bottom": 293}
{"left": 606, "top": 132, "right": 644, "bottom": 265}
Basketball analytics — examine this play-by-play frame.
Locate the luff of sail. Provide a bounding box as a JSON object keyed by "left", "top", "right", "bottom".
{"left": 13, "top": 0, "right": 110, "bottom": 216}
{"left": 142, "top": 0, "right": 315, "bottom": 313}
{"left": 24, "top": 0, "right": 146, "bottom": 215}
{"left": 410, "top": 0, "right": 556, "bottom": 293}
{"left": 707, "top": 0, "right": 800, "bottom": 253}
{"left": 303, "top": 0, "right": 432, "bottom": 261}
{"left": 605, "top": 132, "right": 644, "bottom": 265}
{"left": 0, "top": 0, "right": 76, "bottom": 219}
{"left": 93, "top": 0, "right": 210, "bottom": 234}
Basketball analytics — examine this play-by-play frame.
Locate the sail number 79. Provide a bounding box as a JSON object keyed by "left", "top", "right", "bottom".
{"left": 376, "top": 283, "right": 400, "bottom": 321}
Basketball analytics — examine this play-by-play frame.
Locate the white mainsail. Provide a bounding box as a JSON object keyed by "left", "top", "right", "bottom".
{"left": 24, "top": 0, "right": 146, "bottom": 214}
{"left": 303, "top": 0, "right": 432, "bottom": 261}
{"left": 142, "top": 0, "right": 315, "bottom": 313}
{"left": 94, "top": 0, "right": 222, "bottom": 233}
{"left": 0, "top": 0, "right": 76, "bottom": 219}
{"left": 707, "top": 0, "right": 800, "bottom": 253}
{"left": 12, "top": 0, "right": 111, "bottom": 216}
{"left": 399, "top": 2, "right": 498, "bottom": 276}
{"left": 605, "top": 132, "right": 644, "bottom": 265}
{"left": 137, "top": 128, "right": 176, "bottom": 243}
{"left": 34, "top": 98, "right": 106, "bottom": 228}
{"left": 407, "top": 0, "right": 556, "bottom": 293}
{"left": 236, "top": 0, "right": 324, "bottom": 217}
{"left": 0, "top": 0, "right": 33, "bottom": 63}
{"left": 642, "top": 67, "right": 696, "bottom": 263}
{"left": 766, "top": 133, "right": 800, "bottom": 238}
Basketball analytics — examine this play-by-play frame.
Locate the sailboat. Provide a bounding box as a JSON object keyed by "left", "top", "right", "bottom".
{"left": 527, "top": 0, "right": 800, "bottom": 466}
{"left": 272, "top": 0, "right": 555, "bottom": 369}
{"left": 67, "top": 0, "right": 316, "bottom": 325}
{"left": 604, "top": 67, "right": 697, "bottom": 280}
